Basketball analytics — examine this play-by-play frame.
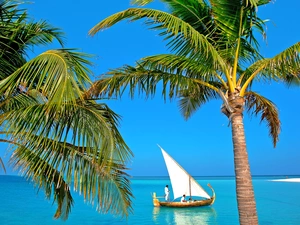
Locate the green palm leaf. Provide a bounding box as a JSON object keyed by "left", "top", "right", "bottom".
{"left": 0, "top": 1, "right": 134, "bottom": 219}
{"left": 88, "top": 64, "right": 221, "bottom": 101}
{"left": 0, "top": 49, "right": 93, "bottom": 105}
{"left": 239, "top": 42, "right": 300, "bottom": 95}
{"left": 10, "top": 147, "right": 74, "bottom": 220}
{"left": 4, "top": 98, "right": 133, "bottom": 218}
{"left": 139, "top": 54, "right": 226, "bottom": 85}
{"left": 89, "top": 7, "right": 225, "bottom": 69}
{"left": 178, "top": 83, "right": 219, "bottom": 119}
{"left": 90, "top": 1, "right": 300, "bottom": 224}
{"left": 0, "top": 0, "right": 65, "bottom": 79}
{"left": 131, "top": 0, "right": 153, "bottom": 6}
{"left": 10, "top": 133, "right": 132, "bottom": 219}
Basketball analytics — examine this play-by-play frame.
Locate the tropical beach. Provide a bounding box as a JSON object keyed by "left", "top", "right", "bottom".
{"left": 0, "top": 0, "right": 300, "bottom": 225}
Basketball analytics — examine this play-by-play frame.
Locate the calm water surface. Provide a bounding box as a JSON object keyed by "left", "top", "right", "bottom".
{"left": 0, "top": 175, "right": 299, "bottom": 224}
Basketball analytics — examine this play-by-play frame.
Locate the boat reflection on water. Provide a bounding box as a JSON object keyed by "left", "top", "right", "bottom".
{"left": 152, "top": 206, "right": 217, "bottom": 225}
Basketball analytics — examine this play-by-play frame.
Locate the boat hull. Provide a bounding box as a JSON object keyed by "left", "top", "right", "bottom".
{"left": 156, "top": 197, "right": 215, "bottom": 208}
{"left": 152, "top": 183, "right": 216, "bottom": 208}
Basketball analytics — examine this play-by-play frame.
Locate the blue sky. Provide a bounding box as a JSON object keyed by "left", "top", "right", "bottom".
{"left": 1, "top": 0, "right": 300, "bottom": 176}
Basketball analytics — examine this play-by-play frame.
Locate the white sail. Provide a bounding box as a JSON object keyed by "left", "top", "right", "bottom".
{"left": 159, "top": 146, "right": 211, "bottom": 200}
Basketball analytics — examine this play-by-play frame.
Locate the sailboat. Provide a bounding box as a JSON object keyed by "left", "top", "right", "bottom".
{"left": 153, "top": 145, "right": 215, "bottom": 207}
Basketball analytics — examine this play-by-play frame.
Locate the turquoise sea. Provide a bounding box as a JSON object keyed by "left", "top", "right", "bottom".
{"left": 0, "top": 175, "right": 300, "bottom": 225}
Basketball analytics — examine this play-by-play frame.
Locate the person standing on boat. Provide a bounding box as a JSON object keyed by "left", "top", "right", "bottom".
{"left": 181, "top": 194, "right": 187, "bottom": 203}
{"left": 164, "top": 185, "right": 170, "bottom": 201}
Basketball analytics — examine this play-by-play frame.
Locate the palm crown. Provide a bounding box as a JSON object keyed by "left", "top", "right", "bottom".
{"left": 89, "top": 0, "right": 299, "bottom": 147}
{"left": 88, "top": 0, "right": 300, "bottom": 224}
{"left": 0, "top": 0, "right": 133, "bottom": 220}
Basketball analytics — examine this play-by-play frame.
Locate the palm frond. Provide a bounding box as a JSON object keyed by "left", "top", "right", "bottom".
{"left": 87, "top": 63, "right": 222, "bottom": 103}
{"left": 140, "top": 54, "right": 226, "bottom": 84}
{"left": 0, "top": 0, "right": 133, "bottom": 220}
{"left": 10, "top": 136, "right": 132, "bottom": 219}
{"left": 240, "top": 42, "right": 300, "bottom": 94}
{"left": 0, "top": 0, "right": 65, "bottom": 79}
{"left": 139, "top": 53, "right": 229, "bottom": 91}
{"left": 4, "top": 99, "right": 132, "bottom": 161}
{"left": 244, "top": 91, "right": 280, "bottom": 147}
{"left": 10, "top": 147, "right": 74, "bottom": 220}
{"left": 89, "top": 8, "right": 225, "bottom": 69}
{"left": 0, "top": 157, "right": 6, "bottom": 173}
{"left": 10, "top": 136, "right": 133, "bottom": 218}
{"left": 5, "top": 99, "right": 133, "bottom": 219}
{"left": 281, "top": 72, "right": 300, "bottom": 87}
{"left": 211, "top": 0, "right": 267, "bottom": 40}
{"left": 0, "top": 49, "right": 93, "bottom": 107}
{"left": 14, "top": 20, "right": 66, "bottom": 49}
{"left": 178, "top": 82, "right": 220, "bottom": 120}
{"left": 130, "top": 0, "right": 153, "bottom": 6}
{"left": 262, "top": 42, "right": 300, "bottom": 79}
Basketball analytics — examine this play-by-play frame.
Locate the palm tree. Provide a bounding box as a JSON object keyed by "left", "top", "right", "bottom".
{"left": 0, "top": 0, "right": 133, "bottom": 220}
{"left": 88, "top": 0, "right": 300, "bottom": 224}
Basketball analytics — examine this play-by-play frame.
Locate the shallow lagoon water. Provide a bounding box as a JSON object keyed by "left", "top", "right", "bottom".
{"left": 0, "top": 175, "right": 299, "bottom": 224}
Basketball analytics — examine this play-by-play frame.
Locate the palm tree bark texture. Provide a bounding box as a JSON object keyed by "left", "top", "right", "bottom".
{"left": 223, "top": 92, "right": 258, "bottom": 224}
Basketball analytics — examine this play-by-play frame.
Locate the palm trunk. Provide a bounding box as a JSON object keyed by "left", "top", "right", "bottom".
{"left": 231, "top": 113, "right": 258, "bottom": 225}
{"left": 222, "top": 93, "right": 259, "bottom": 224}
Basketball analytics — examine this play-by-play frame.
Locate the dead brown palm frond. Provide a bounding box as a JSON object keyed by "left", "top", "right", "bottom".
{"left": 244, "top": 91, "right": 280, "bottom": 147}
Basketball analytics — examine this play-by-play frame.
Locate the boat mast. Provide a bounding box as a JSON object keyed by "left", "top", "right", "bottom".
{"left": 189, "top": 175, "right": 192, "bottom": 200}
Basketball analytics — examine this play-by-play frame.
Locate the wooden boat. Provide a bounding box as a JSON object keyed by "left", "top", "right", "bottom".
{"left": 152, "top": 145, "right": 216, "bottom": 208}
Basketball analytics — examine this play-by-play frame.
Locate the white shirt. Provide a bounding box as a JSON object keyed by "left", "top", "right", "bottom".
{"left": 165, "top": 187, "right": 169, "bottom": 195}
{"left": 181, "top": 196, "right": 186, "bottom": 202}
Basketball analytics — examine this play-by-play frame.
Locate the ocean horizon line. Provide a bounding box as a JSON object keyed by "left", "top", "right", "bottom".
{"left": 130, "top": 174, "right": 300, "bottom": 177}
{"left": 1, "top": 174, "right": 300, "bottom": 178}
